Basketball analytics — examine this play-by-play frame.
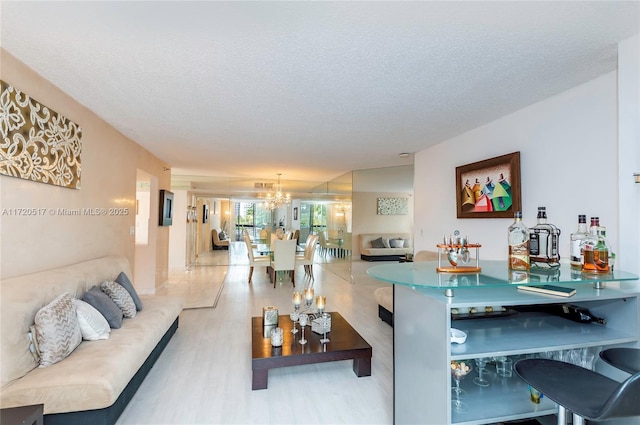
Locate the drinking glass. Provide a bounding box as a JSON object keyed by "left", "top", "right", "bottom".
{"left": 496, "top": 357, "right": 513, "bottom": 378}
{"left": 451, "top": 362, "right": 472, "bottom": 412}
{"left": 473, "top": 358, "right": 490, "bottom": 387}
{"left": 289, "top": 312, "right": 299, "bottom": 334}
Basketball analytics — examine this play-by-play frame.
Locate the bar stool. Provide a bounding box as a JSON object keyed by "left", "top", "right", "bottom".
{"left": 600, "top": 347, "right": 640, "bottom": 375}
{"left": 514, "top": 358, "right": 640, "bottom": 425}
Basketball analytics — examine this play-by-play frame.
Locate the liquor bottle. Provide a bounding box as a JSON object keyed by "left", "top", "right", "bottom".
{"left": 570, "top": 215, "right": 588, "bottom": 269}
{"left": 580, "top": 217, "right": 599, "bottom": 272}
{"left": 529, "top": 207, "right": 561, "bottom": 268}
{"left": 508, "top": 211, "right": 529, "bottom": 270}
{"left": 592, "top": 226, "right": 610, "bottom": 273}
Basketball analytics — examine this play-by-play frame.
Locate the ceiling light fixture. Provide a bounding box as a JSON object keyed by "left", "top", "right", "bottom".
{"left": 398, "top": 153, "right": 411, "bottom": 158}
{"left": 264, "top": 173, "right": 291, "bottom": 210}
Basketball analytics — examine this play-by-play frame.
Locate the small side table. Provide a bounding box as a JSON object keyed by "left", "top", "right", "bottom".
{"left": 0, "top": 404, "right": 44, "bottom": 425}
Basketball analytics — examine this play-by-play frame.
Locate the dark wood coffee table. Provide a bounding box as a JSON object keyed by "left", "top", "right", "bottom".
{"left": 251, "top": 312, "right": 372, "bottom": 390}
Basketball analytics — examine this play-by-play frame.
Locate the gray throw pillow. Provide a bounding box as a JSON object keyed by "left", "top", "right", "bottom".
{"left": 371, "top": 237, "right": 386, "bottom": 248}
{"left": 115, "top": 272, "right": 143, "bottom": 311}
{"left": 390, "top": 238, "right": 404, "bottom": 248}
{"left": 82, "top": 286, "right": 123, "bottom": 329}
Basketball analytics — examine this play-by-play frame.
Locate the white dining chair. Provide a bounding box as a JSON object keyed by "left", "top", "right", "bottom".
{"left": 271, "top": 239, "right": 297, "bottom": 288}
{"left": 244, "top": 234, "right": 270, "bottom": 283}
{"left": 295, "top": 234, "right": 318, "bottom": 280}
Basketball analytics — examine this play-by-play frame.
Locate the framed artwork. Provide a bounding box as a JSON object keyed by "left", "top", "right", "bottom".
{"left": 293, "top": 207, "right": 298, "bottom": 220}
{"left": 202, "top": 204, "right": 209, "bottom": 224}
{"left": 455, "top": 151, "right": 521, "bottom": 219}
{"left": 377, "top": 197, "right": 408, "bottom": 215}
{"left": 159, "top": 190, "right": 174, "bottom": 226}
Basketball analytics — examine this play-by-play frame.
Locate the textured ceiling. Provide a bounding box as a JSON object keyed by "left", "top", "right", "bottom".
{"left": 1, "top": 1, "right": 638, "bottom": 195}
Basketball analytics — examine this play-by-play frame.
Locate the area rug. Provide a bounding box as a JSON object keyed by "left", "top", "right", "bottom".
{"left": 159, "top": 266, "right": 227, "bottom": 309}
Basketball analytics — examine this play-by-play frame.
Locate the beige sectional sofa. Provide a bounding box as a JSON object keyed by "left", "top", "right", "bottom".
{"left": 359, "top": 233, "right": 412, "bottom": 261}
{"left": 0, "top": 255, "right": 183, "bottom": 425}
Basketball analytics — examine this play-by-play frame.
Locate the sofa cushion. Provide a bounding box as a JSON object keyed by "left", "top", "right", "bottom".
{"left": 72, "top": 299, "right": 110, "bottom": 341}
{"left": 83, "top": 286, "right": 123, "bottom": 329}
{"left": 115, "top": 272, "right": 143, "bottom": 311}
{"left": 371, "top": 237, "right": 386, "bottom": 248}
{"left": 34, "top": 293, "right": 82, "bottom": 368}
{"left": 101, "top": 281, "right": 137, "bottom": 319}
{"left": 390, "top": 238, "right": 404, "bottom": 248}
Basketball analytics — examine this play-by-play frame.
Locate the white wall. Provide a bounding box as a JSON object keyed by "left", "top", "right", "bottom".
{"left": 617, "top": 34, "right": 640, "bottom": 275}
{"left": 0, "top": 50, "right": 171, "bottom": 283}
{"left": 168, "top": 189, "right": 188, "bottom": 271}
{"left": 352, "top": 191, "right": 414, "bottom": 258}
{"left": 415, "top": 72, "right": 620, "bottom": 262}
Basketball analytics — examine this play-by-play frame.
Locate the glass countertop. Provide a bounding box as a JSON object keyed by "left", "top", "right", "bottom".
{"left": 367, "top": 261, "right": 639, "bottom": 289}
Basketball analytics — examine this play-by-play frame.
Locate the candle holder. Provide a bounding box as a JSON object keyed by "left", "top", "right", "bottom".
{"left": 292, "top": 291, "right": 302, "bottom": 310}
{"left": 298, "top": 313, "right": 309, "bottom": 345}
{"left": 304, "top": 288, "right": 314, "bottom": 308}
{"left": 320, "top": 313, "right": 330, "bottom": 344}
{"left": 316, "top": 295, "right": 326, "bottom": 314}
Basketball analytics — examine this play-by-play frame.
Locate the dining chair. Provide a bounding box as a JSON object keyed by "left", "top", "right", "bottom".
{"left": 271, "top": 239, "right": 297, "bottom": 288}
{"left": 341, "top": 232, "right": 352, "bottom": 257}
{"left": 270, "top": 233, "right": 279, "bottom": 251}
{"left": 295, "top": 234, "right": 318, "bottom": 280}
{"left": 318, "top": 231, "right": 339, "bottom": 256}
{"left": 244, "top": 234, "right": 270, "bottom": 283}
{"left": 259, "top": 229, "right": 268, "bottom": 240}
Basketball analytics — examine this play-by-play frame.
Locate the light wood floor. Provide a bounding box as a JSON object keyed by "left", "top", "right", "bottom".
{"left": 116, "top": 256, "right": 394, "bottom": 425}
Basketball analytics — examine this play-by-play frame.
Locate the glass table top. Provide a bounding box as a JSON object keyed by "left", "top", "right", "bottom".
{"left": 367, "top": 261, "right": 639, "bottom": 289}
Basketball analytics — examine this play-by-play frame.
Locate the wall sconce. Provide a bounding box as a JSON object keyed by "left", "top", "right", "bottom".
{"left": 634, "top": 173, "right": 640, "bottom": 184}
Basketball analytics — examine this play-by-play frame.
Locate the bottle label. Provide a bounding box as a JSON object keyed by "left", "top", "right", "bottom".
{"left": 529, "top": 233, "right": 539, "bottom": 255}
{"left": 509, "top": 242, "right": 530, "bottom": 270}
{"left": 570, "top": 239, "right": 583, "bottom": 266}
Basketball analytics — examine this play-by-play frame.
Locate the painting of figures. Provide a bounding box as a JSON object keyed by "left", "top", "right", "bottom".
{"left": 456, "top": 152, "right": 521, "bottom": 218}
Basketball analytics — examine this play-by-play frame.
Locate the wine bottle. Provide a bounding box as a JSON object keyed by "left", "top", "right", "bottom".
{"left": 510, "top": 303, "right": 607, "bottom": 325}
{"left": 558, "top": 304, "right": 606, "bottom": 325}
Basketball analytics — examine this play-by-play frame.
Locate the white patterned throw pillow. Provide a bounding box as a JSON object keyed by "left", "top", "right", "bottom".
{"left": 100, "top": 281, "right": 137, "bottom": 318}
{"left": 34, "top": 292, "right": 82, "bottom": 367}
{"left": 72, "top": 298, "right": 110, "bottom": 340}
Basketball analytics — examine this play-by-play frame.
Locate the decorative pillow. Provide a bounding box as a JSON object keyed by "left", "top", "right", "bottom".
{"left": 27, "top": 325, "right": 40, "bottom": 363}
{"left": 34, "top": 292, "right": 82, "bottom": 367}
{"left": 404, "top": 238, "right": 411, "bottom": 248}
{"left": 382, "top": 238, "right": 391, "bottom": 248}
{"left": 101, "top": 281, "right": 137, "bottom": 318}
{"left": 115, "top": 272, "right": 143, "bottom": 311}
{"left": 219, "top": 231, "right": 226, "bottom": 240}
{"left": 82, "top": 286, "right": 123, "bottom": 329}
{"left": 72, "top": 299, "right": 110, "bottom": 340}
{"left": 371, "top": 237, "right": 386, "bottom": 248}
{"left": 390, "top": 239, "right": 404, "bottom": 248}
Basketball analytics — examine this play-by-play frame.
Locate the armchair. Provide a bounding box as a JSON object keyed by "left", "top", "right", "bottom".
{"left": 211, "top": 229, "right": 230, "bottom": 250}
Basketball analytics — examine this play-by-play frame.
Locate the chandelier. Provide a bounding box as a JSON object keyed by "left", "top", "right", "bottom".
{"left": 264, "top": 173, "right": 291, "bottom": 210}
